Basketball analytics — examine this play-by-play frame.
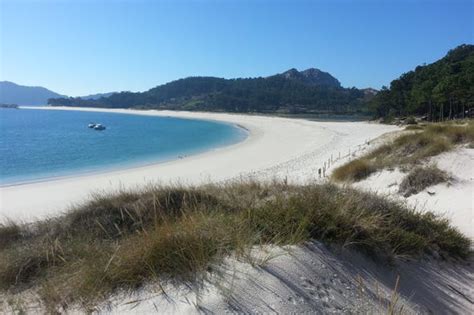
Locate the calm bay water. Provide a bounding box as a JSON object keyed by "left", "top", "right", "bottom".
{"left": 0, "top": 108, "right": 247, "bottom": 185}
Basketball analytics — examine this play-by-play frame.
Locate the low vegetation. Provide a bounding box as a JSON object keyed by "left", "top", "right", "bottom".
{"left": 405, "top": 116, "right": 417, "bottom": 125}
{"left": 399, "top": 165, "right": 450, "bottom": 197}
{"left": 404, "top": 124, "right": 424, "bottom": 130}
{"left": 332, "top": 120, "right": 474, "bottom": 182}
{"left": 0, "top": 181, "right": 470, "bottom": 311}
{"left": 331, "top": 158, "right": 376, "bottom": 182}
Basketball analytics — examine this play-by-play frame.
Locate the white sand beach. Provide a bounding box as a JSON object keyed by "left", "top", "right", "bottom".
{"left": 1, "top": 107, "right": 473, "bottom": 314}
{"left": 0, "top": 106, "right": 398, "bottom": 222}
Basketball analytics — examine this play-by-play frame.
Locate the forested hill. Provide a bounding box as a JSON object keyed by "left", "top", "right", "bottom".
{"left": 48, "top": 68, "right": 371, "bottom": 114}
{"left": 369, "top": 44, "right": 474, "bottom": 120}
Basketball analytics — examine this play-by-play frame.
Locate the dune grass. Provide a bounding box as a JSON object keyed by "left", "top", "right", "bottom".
{"left": 332, "top": 120, "right": 474, "bottom": 182}
{"left": 399, "top": 165, "right": 450, "bottom": 197}
{"left": 0, "top": 181, "right": 470, "bottom": 311}
{"left": 404, "top": 124, "right": 424, "bottom": 130}
{"left": 0, "top": 221, "right": 22, "bottom": 250}
{"left": 331, "top": 158, "right": 376, "bottom": 182}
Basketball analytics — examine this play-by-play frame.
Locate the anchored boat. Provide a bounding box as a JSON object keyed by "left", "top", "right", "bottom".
{"left": 88, "top": 123, "right": 106, "bottom": 130}
{"left": 94, "top": 124, "right": 106, "bottom": 130}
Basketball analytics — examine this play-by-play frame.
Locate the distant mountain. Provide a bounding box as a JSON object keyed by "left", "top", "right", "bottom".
{"left": 0, "top": 81, "right": 119, "bottom": 104}
{"left": 49, "top": 68, "right": 372, "bottom": 114}
{"left": 0, "top": 81, "right": 65, "bottom": 106}
{"left": 79, "top": 92, "right": 117, "bottom": 100}
{"left": 275, "top": 68, "right": 341, "bottom": 88}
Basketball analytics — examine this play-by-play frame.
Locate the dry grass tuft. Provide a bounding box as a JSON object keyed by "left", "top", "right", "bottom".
{"left": 399, "top": 165, "right": 450, "bottom": 197}
{"left": 0, "top": 221, "right": 23, "bottom": 250}
{"left": 404, "top": 125, "right": 424, "bottom": 130}
{"left": 331, "top": 159, "right": 376, "bottom": 182}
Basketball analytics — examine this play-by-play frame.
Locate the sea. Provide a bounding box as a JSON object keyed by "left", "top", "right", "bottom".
{"left": 0, "top": 108, "right": 247, "bottom": 185}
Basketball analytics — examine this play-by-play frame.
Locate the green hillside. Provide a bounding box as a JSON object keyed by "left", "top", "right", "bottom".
{"left": 370, "top": 44, "right": 474, "bottom": 120}
{"left": 48, "top": 68, "right": 371, "bottom": 114}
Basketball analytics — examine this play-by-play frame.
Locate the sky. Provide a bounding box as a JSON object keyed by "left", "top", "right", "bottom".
{"left": 0, "top": 0, "right": 472, "bottom": 96}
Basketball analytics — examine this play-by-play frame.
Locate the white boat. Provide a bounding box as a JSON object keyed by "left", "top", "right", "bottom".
{"left": 94, "top": 124, "right": 106, "bottom": 130}
{"left": 88, "top": 123, "right": 96, "bottom": 128}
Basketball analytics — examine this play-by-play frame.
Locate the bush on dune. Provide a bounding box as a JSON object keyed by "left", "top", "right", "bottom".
{"left": 0, "top": 181, "right": 470, "bottom": 311}
{"left": 331, "top": 158, "right": 376, "bottom": 182}
{"left": 399, "top": 165, "right": 450, "bottom": 197}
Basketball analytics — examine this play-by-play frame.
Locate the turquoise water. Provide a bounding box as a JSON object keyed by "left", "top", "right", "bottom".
{"left": 0, "top": 108, "right": 247, "bottom": 185}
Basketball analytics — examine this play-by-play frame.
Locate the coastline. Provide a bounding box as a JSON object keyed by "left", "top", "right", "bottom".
{"left": 0, "top": 106, "right": 399, "bottom": 222}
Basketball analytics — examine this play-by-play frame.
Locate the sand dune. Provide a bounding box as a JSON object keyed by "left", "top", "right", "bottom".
{"left": 353, "top": 147, "right": 474, "bottom": 241}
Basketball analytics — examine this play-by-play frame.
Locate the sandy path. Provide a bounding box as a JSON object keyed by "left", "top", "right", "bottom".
{"left": 0, "top": 107, "right": 398, "bottom": 222}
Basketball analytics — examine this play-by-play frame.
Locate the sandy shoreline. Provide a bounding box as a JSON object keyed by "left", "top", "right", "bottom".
{"left": 0, "top": 106, "right": 398, "bottom": 222}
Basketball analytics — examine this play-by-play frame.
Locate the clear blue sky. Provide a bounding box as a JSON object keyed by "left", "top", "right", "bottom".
{"left": 1, "top": 0, "right": 472, "bottom": 96}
